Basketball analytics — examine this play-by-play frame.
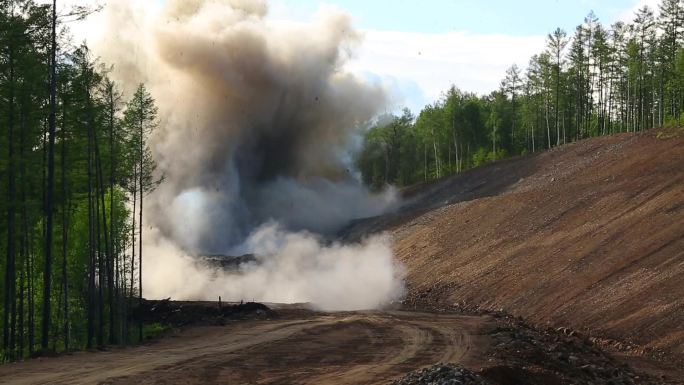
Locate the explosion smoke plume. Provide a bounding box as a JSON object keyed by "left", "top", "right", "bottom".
{"left": 94, "top": 0, "right": 404, "bottom": 309}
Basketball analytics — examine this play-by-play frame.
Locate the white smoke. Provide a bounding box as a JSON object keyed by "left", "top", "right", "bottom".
{"left": 143, "top": 223, "right": 405, "bottom": 311}
{"left": 90, "top": 0, "right": 405, "bottom": 310}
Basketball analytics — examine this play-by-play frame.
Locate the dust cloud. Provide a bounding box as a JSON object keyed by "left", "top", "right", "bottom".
{"left": 143, "top": 223, "right": 405, "bottom": 311}
{"left": 93, "top": 0, "right": 404, "bottom": 309}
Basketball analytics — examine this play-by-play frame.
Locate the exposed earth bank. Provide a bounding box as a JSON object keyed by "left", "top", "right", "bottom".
{"left": 344, "top": 127, "right": 684, "bottom": 381}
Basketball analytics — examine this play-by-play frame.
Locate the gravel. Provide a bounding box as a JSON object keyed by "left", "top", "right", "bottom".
{"left": 390, "top": 363, "right": 490, "bottom": 385}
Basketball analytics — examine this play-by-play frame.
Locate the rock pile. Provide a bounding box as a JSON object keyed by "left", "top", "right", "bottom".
{"left": 489, "top": 324, "right": 671, "bottom": 384}
{"left": 390, "top": 364, "right": 490, "bottom": 385}
{"left": 133, "top": 299, "right": 274, "bottom": 327}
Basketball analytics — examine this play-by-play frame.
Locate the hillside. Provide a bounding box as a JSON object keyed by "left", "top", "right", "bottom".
{"left": 347, "top": 128, "right": 684, "bottom": 362}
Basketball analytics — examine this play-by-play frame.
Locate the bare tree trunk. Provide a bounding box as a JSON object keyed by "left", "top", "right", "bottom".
{"left": 3, "top": 19, "right": 16, "bottom": 360}
{"left": 533, "top": 100, "right": 537, "bottom": 152}
{"left": 24, "top": 203, "right": 33, "bottom": 355}
{"left": 452, "top": 116, "right": 459, "bottom": 172}
{"left": 60, "top": 90, "right": 69, "bottom": 351}
{"left": 423, "top": 144, "right": 427, "bottom": 181}
{"left": 138, "top": 108, "right": 144, "bottom": 342}
{"left": 42, "top": 0, "right": 58, "bottom": 351}
{"left": 555, "top": 54, "right": 561, "bottom": 146}
{"left": 108, "top": 93, "right": 117, "bottom": 344}
{"left": 562, "top": 111, "right": 566, "bottom": 144}
{"left": 18, "top": 243, "right": 24, "bottom": 359}
{"left": 129, "top": 165, "right": 137, "bottom": 344}
{"left": 627, "top": 76, "right": 631, "bottom": 132}
{"left": 93, "top": 123, "right": 114, "bottom": 345}
{"left": 86, "top": 107, "right": 95, "bottom": 350}
{"left": 545, "top": 96, "right": 551, "bottom": 149}
{"left": 95, "top": 170, "right": 103, "bottom": 347}
{"left": 19, "top": 135, "right": 28, "bottom": 356}
{"left": 432, "top": 139, "right": 440, "bottom": 178}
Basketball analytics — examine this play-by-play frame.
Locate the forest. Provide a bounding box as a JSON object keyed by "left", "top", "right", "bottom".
{"left": 357, "top": 1, "right": 684, "bottom": 189}
{"left": 0, "top": 1, "right": 161, "bottom": 360}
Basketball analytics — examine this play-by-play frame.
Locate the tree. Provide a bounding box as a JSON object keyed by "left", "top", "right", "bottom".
{"left": 591, "top": 24, "right": 611, "bottom": 135}
{"left": 501, "top": 65, "right": 523, "bottom": 151}
{"left": 0, "top": 0, "right": 158, "bottom": 360}
{"left": 100, "top": 76, "right": 122, "bottom": 344}
{"left": 658, "top": 0, "right": 684, "bottom": 123}
{"left": 123, "top": 84, "right": 161, "bottom": 342}
{"left": 41, "top": 0, "right": 57, "bottom": 351}
{"left": 547, "top": 28, "right": 569, "bottom": 146}
{"left": 633, "top": 6, "right": 656, "bottom": 131}
{"left": 3, "top": 0, "right": 18, "bottom": 361}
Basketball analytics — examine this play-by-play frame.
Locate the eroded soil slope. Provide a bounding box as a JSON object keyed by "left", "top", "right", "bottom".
{"left": 351, "top": 129, "right": 683, "bottom": 358}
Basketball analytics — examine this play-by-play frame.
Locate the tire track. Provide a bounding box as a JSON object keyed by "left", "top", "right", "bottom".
{"left": 0, "top": 311, "right": 490, "bottom": 385}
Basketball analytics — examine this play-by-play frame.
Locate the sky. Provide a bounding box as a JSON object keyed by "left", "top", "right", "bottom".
{"left": 61, "top": 0, "right": 660, "bottom": 114}
{"left": 269, "top": 0, "right": 648, "bottom": 35}
{"left": 266, "top": 0, "right": 660, "bottom": 112}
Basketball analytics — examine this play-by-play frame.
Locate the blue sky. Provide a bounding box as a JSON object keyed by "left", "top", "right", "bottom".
{"left": 270, "top": 0, "right": 658, "bottom": 112}
{"left": 270, "top": 0, "right": 648, "bottom": 35}
{"left": 69, "top": 0, "right": 657, "bottom": 113}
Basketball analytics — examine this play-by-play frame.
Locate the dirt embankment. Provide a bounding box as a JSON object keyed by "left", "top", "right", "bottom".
{"left": 347, "top": 129, "right": 684, "bottom": 361}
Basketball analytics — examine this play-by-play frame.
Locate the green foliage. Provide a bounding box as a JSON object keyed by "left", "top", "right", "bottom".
{"left": 356, "top": 109, "right": 415, "bottom": 189}
{"left": 356, "top": 0, "right": 684, "bottom": 189}
{"left": 663, "top": 115, "right": 684, "bottom": 129}
{"left": 1, "top": 0, "right": 162, "bottom": 360}
{"left": 471, "top": 148, "right": 489, "bottom": 167}
{"left": 141, "top": 323, "right": 171, "bottom": 341}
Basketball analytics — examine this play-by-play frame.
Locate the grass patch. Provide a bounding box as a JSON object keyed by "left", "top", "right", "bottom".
{"left": 656, "top": 126, "right": 684, "bottom": 140}
{"left": 140, "top": 323, "right": 172, "bottom": 341}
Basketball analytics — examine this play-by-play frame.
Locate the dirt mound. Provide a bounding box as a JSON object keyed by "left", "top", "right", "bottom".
{"left": 132, "top": 299, "right": 274, "bottom": 327}
{"left": 390, "top": 363, "right": 490, "bottom": 385}
{"left": 346, "top": 129, "right": 684, "bottom": 369}
{"left": 484, "top": 319, "right": 665, "bottom": 385}
{"left": 196, "top": 254, "right": 257, "bottom": 270}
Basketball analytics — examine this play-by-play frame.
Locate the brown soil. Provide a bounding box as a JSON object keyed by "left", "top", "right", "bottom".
{"left": 1, "top": 307, "right": 661, "bottom": 385}
{"left": 0, "top": 310, "right": 491, "bottom": 385}
{"left": 346, "top": 129, "right": 684, "bottom": 376}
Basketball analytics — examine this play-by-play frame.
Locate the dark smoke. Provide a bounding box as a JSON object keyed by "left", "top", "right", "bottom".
{"left": 94, "top": 0, "right": 404, "bottom": 309}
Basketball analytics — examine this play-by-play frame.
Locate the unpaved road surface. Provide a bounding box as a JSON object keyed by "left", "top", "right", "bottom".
{"left": 0, "top": 311, "right": 490, "bottom": 385}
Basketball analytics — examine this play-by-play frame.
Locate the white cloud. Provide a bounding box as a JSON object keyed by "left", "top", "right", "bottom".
{"left": 347, "top": 29, "right": 545, "bottom": 112}
{"left": 616, "top": 0, "right": 662, "bottom": 22}
{"left": 58, "top": 1, "right": 546, "bottom": 115}
{"left": 50, "top": 0, "right": 659, "bottom": 115}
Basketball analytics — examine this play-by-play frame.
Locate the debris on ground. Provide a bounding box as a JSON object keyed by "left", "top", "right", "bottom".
{"left": 197, "top": 253, "right": 257, "bottom": 270}
{"left": 390, "top": 364, "right": 490, "bottom": 385}
{"left": 131, "top": 298, "right": 275, "bottom": 327}
{"left": 484, "top": 317, "right": 680, "bottom": 385}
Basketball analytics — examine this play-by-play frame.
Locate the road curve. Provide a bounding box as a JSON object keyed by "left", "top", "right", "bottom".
{"left": 0, "top": 311, "right": 491, "bottom": 385}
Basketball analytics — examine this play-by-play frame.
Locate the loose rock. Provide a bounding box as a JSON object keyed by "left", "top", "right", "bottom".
{"left": 390, "top": 363, "right": 490, "bottom": 385}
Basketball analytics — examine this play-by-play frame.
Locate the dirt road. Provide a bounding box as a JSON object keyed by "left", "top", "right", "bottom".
{"left": 0, "top": 311, "right": 490, "bottom": 385}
